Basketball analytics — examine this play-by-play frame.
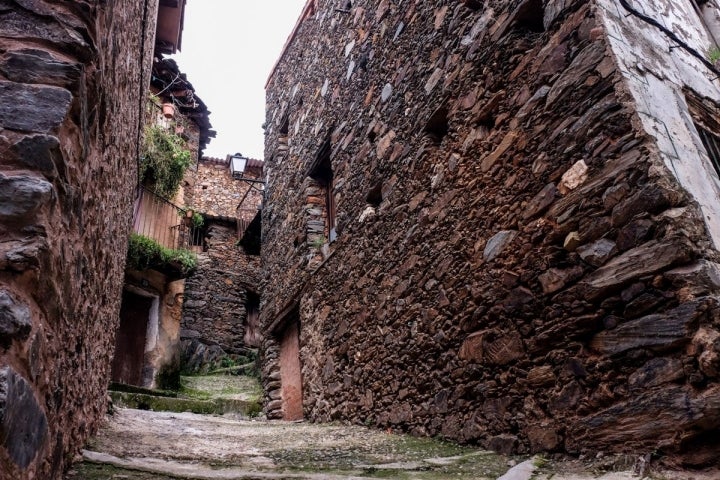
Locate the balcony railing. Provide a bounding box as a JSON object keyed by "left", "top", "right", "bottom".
{"left": 132, "top": 186, "right": 203, "bottom": 251}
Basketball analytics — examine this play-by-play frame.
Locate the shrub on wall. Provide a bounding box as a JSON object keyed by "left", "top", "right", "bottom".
{"left": 140, "top": 125, "right": 192, "bottom": 197}
{"left": 127, "top": 233, "right": 197, "bottom": 275}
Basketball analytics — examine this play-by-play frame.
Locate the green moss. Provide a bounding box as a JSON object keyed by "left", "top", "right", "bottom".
{"left": 67, "top": 463, "right": 180, "bottom": 480}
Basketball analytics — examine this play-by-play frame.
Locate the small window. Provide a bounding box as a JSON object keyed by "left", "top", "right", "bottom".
{"left": 307, "top": 138, "right": 337, "bottom": 243}
{"left": 424, "top": 105, "right": 449, "bottom": 145}
{"left": 686, "top": 88, "right": 720, "bottom": 179}
{"left": 696, "top": 125, "right": 720, "bottom": 178}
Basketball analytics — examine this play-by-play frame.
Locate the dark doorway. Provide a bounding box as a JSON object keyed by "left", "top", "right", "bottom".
{"left": 111, "top": 290, "right": 153, "bottom": 386}
{"left": 277, "top": 309, "right": 303, "bottom": 421}
{"left": 243, "top": 291, "right": 261, "bottom": 348}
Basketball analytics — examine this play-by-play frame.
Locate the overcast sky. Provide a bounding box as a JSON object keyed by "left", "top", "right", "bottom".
{"left": 172, "top": 1, "right": 307, "bottom": 160}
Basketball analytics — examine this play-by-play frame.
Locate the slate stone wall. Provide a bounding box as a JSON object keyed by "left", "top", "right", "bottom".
{"left": 180, "top": 222, "right": 261, "bottom": 369}
{"left": 261, "top": 0, "right": 720, "bottom": 462}
{"left": 0, "top": 1, "right": 157, "bottom": 478}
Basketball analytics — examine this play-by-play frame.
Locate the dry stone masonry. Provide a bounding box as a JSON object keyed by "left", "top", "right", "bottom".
{"left": 261, "top": 0, "right": 720, "bottom": 465}
{"left": 180, "top": 157, "right": 264, "bottom": 372}
{"left": 0, "top": 1, "right": 157, "bottom": 478}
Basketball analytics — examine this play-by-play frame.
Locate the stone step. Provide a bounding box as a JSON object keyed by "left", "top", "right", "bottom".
{"left": 108, "top": 390, "right": 261, "bottom": 416}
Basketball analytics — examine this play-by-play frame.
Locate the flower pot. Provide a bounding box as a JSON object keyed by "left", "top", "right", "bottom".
{"left": 162, "top": 102, "right": 175, "bottom": 119}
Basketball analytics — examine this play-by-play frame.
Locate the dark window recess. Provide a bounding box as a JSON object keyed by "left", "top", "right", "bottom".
{"left": 366, "top": 182, "right": 383, "bottom": 207}
{"left": 511, "top": 0, "right": 545, "bottom": 33}
{"left": 279, "top": 112, "right": 289, "bottom": 137}
{"left": 308, "top": 138, "right": 337, "bottom": 242}
{"left": 188, "top": 225, "right": 205, "bottom": 247}
{"left": 424, "top": 105, "right": 449, "bottom": 144}
{"left": 239, "top": 211, "right": 262, "bottom": 256}
{"left": 243, "top": 290, "right": 261, "bottom": 348}
{"left": 696, "top": 123, "right": 720, "bottom": 178}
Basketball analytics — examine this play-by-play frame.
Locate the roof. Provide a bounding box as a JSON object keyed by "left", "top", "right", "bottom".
{"left": 201, "top": 155, "right": 264, "bottom": 173}
{"left": 155, "top": 0, "right": 187, "bottom": 54}
{"left": 151, "top": 57, "right": 216, "bottom": 154}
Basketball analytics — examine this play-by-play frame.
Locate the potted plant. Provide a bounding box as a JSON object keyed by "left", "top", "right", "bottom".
{"left": 162, "top": 102, "right": 175, "bottom": 119}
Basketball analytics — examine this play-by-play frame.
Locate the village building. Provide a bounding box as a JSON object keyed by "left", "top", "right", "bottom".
{"left": 0, "top": 0, "right": 171, "bottom": 477}
{"left": 179, "top": 154, "right": 265, "bottom": 373}
{"left": 110, "top": 55, "right": 215, "bottom": 390}
{"left": 261, "top": 0, "right": 720, "bottom": 464}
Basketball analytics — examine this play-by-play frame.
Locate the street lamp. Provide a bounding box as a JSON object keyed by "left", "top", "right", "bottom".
{"left": 230, "top": 153, "right": 247, "bottom": 179}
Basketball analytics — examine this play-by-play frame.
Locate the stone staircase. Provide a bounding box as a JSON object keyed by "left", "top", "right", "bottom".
{"left": 108, "top": 373, "right": 262, "bottom": 416}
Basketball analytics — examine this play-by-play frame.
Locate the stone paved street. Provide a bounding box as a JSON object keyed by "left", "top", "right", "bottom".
{"left": 65, "top": 407, "right": 718, "bottom": 480}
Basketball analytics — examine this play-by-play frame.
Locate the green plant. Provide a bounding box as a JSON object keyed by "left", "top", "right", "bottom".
{"left": 709, "top": 46, "right": 720, "bottom": 64}
{"left": 191, "top": 211, "right": 204, "bottom": 228}
{"left": 309, "top": 236, "right": 326, "bottom": 249}
{"left": 127, "top": 233, "right": 197, "bottom": 275}
{"left": 140, "top": 125, "right": 193, "bottom": 197}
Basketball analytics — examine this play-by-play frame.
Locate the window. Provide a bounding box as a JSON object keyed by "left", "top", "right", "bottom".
{"left": 307, "top": 137, "right": 337, "bottom": 243}
{"left": 687, "top": 89, "right": 720, "bottom": 178}
{"left": 696, "top": 124, "right": 720, "bottom": 177}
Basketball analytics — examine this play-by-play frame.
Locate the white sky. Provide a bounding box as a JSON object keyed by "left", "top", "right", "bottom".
{"left": 171, "top": 1, "right": 308, "bottom": 160}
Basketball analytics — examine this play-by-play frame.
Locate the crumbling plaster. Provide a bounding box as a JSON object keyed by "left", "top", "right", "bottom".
{"left": 598, "top": 0, "right": 720, "bottom": 247}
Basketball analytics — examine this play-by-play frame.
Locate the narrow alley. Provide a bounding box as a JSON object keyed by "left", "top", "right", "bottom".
{"left": 63, "top": 373, "right": 712, "bottom": 480}
{"left": 5, "top": 0, "right": 720, "bottom": 479}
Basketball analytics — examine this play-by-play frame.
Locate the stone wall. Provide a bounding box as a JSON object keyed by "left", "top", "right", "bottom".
{"left": 261, "top": 0, "right": 720, "bottom": 463}
{"left": 0, "top": 1, "right": 157, "bottom": 478}
{"left": 192, "top": 157, "right": 264, "bottom": 222}
{"left": 180, "top": 222, "right": 261, "bottom": 370}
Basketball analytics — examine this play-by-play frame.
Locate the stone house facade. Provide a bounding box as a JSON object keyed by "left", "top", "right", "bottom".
{"left": 261, "top": 0, "right": 720, "bottom": 464}
{"left": 0, "top": 1, "right": 163, "bottom": 478}
{"left": 111, "top": 55, "right": 213, "bottom": 390}
{"left": 180, "top": 155, "right": 264, "bottom": 372}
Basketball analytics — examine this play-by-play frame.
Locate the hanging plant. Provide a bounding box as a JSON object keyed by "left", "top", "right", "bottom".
{"left": 127, "top": 233, "right": 197, "bottom": 275}
{"left": 140, "top": 125, "right": 193, "bottom": 198}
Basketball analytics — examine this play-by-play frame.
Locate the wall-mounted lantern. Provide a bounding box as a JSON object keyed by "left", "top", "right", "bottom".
{"left": 230, "top": 153, "right": 248, "bottom": 179}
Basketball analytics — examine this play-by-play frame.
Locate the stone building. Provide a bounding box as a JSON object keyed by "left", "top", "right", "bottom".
{"left": 180, "top": 155, "right": 264, "bottom": 372}
{"left": 261, "top": 0, "right": 720, "bottom": 464}
{"left": 111, "top": 55, "right": 214, "bottom": 390}
{"left": 0, "top": 0, "right": 179, "bottom": 478}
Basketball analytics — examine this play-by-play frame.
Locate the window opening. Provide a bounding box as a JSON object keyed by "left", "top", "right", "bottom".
{"left": 424, "top": 105, "right": 449, "bottom": 145}
{"left": 696, "top": 124, "right": 720, "bottom": 177}
{"left": 512, "top": 0, "right": 545, "bottom": 33}
{"left": 366, "top": 182, "right": 383, "bottom": 207}
{"left": 687, "top": 88, "right": 720, "bottom": 179}
{"left": 307, "top": 137, "right": 337, "bottom": 243}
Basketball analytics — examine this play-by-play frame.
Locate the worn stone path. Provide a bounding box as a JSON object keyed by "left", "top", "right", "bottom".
{"left": 64, "top": 407, "right": 718, "bottom": 480}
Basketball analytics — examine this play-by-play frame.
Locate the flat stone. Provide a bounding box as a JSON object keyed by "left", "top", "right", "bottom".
{"left": 523, "top": 183, "right": 558, "bottom": 220}
{"left": 577, "top": 238, "right": 617, "bottom": 267}
{"left": 0, "top": 367, "right": 48, "bottom": 468}
{"left": 483, "top": 230, "right": 518, "bottom": 262}
{"left": 558, "top": 160, "right": 588, "bottom": 194}
{"left": 0, "top": 49, "right": 81, "bottom": 87}
{"left": 590, "top": 301, "right": 701, "bottom": 355}
{"left": 498, "top": 459, "right": 535, "bottom": 480}
{"left": 11, "top": 134, "right": 60, "bottom": 174}
{"left": 487, "top": 434, "right": 517, "bottom": 455}
{"left": 484, "top": 331, "right": 525, "bottom": 365}
{"left": 0, "top": 290, "right": 31, "bottom": 348}
{"left": 628, "top": 357, "right": 685, "bottom": 389}
{"left": 0, "top": 10, "right": 91, "bottom": 61}
{"left": 0, "top": 173, "right": 53, "bottom": 220}
{"left": 0, "top": 80, "right": 72, "bottom": 133}
{"left": 381, "top": 83, "right": 393, "bottom": 102}
{"left": 581, "top": 239, "right": 692, "bottom": 300}
{"left": 459, "top": 331, "right": 485, "bottom": 361}
{"left": 538, "top": 268, "right": 571, "bottom": 294}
